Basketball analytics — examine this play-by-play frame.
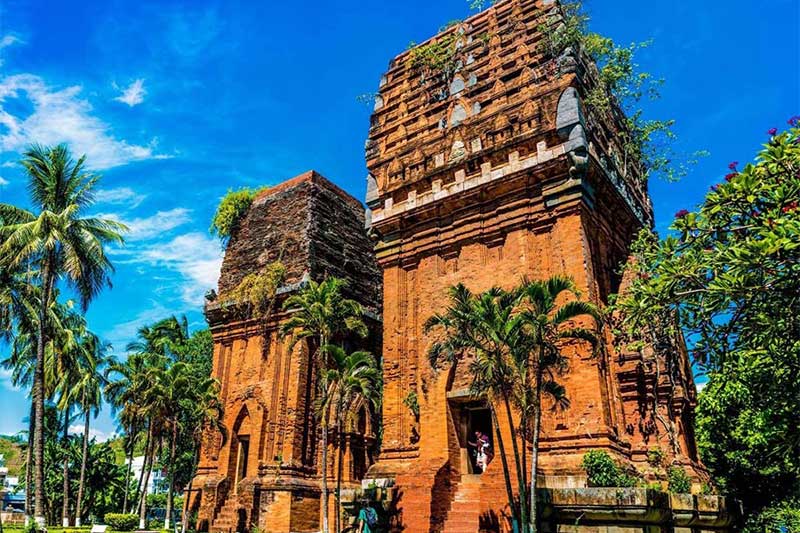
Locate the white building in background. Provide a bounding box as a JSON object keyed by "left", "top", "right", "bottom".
{"left": 127, "top": 456, "right": 166, "bottom": 494}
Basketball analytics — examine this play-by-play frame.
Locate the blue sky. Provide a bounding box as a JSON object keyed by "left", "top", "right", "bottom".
{"left": 0, "top": 0, "right": 797, "bottom": 438}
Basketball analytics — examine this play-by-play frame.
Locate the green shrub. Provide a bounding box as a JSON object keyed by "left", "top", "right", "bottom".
{"left": 667, "top": 466, "right": 692, "bottom": 493}
{"left": 646, "top": 447, "right": 665, "bottom": 468}
{"left": 743, "top": 499, "right": 800, "bottom": 533}
{"left": 209, "top": 187, "right": 267, "bottom": 242}
{"left": 580, "top": 450, "right": 637, "bottom": 488}
{"left": 147, "top": 518, "right": 163, "bottom": 530}
{"left": 104, "top": 512, "right": 139, "bottom": 531}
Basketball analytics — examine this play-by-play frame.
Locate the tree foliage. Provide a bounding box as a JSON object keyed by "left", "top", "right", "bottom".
{"left": 616, "top": 121, "right": 800, "bottom": 523}
{"left": 537, "top": 0, "right": 704, "bottom": 182}
{"left": 209, "top": 186, "right": 267, "bottom": 242}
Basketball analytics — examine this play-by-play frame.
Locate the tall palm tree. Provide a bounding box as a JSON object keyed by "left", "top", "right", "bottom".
{"left": 0, "top": 144, "right": 125, "bottom": 527}
{"left": 71, "top": 333, "right": 113, "bottom": 526}
{"left": 425, "top": 284, "right": 529, "bottom": 530}
{"left": 518, "top": 276, "right": 602, "bottom": 533}
{"left": 280, "top": 277, "right": 367, "bottom": 533}
{"left": 319, "top": 346, "right": 381, "bottom": 533}
{"left": 156, "top": 361, "right": 192, "bottom": 531}
{"left": 180, "top": 377, "right": 226, "bottom": 533}
{"left": 2, "top": 294, "right": 75, "bottom": 524}
{"left": 105, "top": 353, "right": 151, "bottom": 513}
{"left": 52, "top": 306, "right": 88, "bottom": 527}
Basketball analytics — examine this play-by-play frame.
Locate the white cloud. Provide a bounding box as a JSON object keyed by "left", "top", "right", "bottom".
{"left": 696, "top": 381, "right": 707, "bottom": 393}
{"left": 0, "top": 176, "right": 8, "bottom": 186}
{"left": 0, "top": 74, "right": 161, "bottom": 170}
{"left": 94, "top": 186, "right": 147, "bottom": 208}
{"left": 0, "top": 35, "right": 23, "bottom": 67}
{"left": 110, "top": 231, "right": 222, "bottom": 306}
{"left": 68, "top": 424, "right": 114, "bottom": 443}
{"left": 114, "top": 79, "right": 146, "bottom": 107}
{"left": 137, "top": 232, "right": 223, "bottom": 305}
{"left": 102, "top": 301, "right": 175, "bottom": 354}
{"left": 103, "top": 207, "right": 192, "bottom": 240}
{"left": 0, "top": 367, "right": 20, "bottom": 391}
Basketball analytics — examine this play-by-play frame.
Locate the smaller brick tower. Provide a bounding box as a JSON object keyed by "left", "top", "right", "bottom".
{"left": 191, "top": 171, "right": 381, "bottom": 533}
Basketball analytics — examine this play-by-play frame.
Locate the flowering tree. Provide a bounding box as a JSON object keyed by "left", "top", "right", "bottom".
{"left": 616, "top": 119, "right": 800, "bottom": 528}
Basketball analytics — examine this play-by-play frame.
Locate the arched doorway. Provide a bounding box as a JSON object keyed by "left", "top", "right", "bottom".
{"left": 228, "top": 407, "right": 252, "bottom": 493}
{"left": 446, "top": 360, "right": 494, "bottom": 475}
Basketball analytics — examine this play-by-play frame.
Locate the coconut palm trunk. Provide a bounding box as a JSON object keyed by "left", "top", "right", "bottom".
{"left": 181, "top": 449, "right": 200, "bottom": 533}
{"left": 528, "top": 361, "right": 543, "bottom": 533}
{"left": 122, "top": 425, "right": 136, "bottom": 513}
{"left": 75, "top": 408, "right": 90, "bottom": 526}
{"left": 489, "top": 403, "right": 518, "bottom": 529}
{"left": 134, "top": 424, "right": 152, "bottom": 514}
{"left": 335, "top": 410, "right": 344, "bottom": 533}
{"left": 502, "top": 391, "right": 528, "bottom": 531}
{"left": 320, "top": 403, "right": 330, "bottom": 533}
{"left": 138, "top": 426, "right": 155, "bottom": 530}
{"left": 62, "top": 405, "right": 72, "bottom": 527}
{"left": 25, "top": 403, "right": 34, "bottom": 522}
{"left": 165, "top": 423, "right": 178, "bottom": 530}
{"left": 33, "top": 257, "right": 55, "bottom": 528}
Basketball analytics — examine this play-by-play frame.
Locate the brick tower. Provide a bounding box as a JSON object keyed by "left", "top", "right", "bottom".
{"left": 191, "top": 172, "right": 381, "bottom": 533}
{"left": 363, "top": 0, "right": 728, "bottom": 531}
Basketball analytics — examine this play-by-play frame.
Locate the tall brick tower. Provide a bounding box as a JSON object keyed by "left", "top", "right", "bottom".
{"left": 363, "top": 1, "right": 729, "bottom": 531}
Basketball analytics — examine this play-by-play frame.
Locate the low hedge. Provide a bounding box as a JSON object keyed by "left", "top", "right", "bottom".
{"left": 104, "top": 513, "right": 139, "bottom": 532}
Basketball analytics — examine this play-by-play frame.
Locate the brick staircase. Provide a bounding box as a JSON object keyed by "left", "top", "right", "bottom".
{"left": 210, "top": 495, "right": 241, "bottom": 533}
{"left": 442, "top": 474, "right": 483, "bottom": 533}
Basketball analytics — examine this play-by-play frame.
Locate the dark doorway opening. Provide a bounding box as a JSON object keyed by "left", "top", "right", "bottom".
{"left": 234, "top": 437, "right": 249, "bottom": 489}
{"left": 466, "top": 406, "right": 493, "bottom": 474}
{"left": 450, "top": 397, "right": 494, "bottom": 475}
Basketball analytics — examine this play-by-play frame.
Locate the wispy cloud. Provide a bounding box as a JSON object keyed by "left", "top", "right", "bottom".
{"left": 0, "top": 367, "right": 20, "bottom": 392}
{"left": 114, "top": 79, "right": 146, "bottom": 107}
{"left": 0, "top": 175, "right": 8, "bottom": 186}
{"left": 103, "top": 207, "right": 192, "bottom": 240}
{"left": 94, "top": 186, "right": 147, "bottom": 209}
{"left": 102, "top": 301, "right": 175, "bottom": 354}
{"left": 136, "top": 232, "right": 222, "bottom": 305}
{"left": 0, "top": 74, "right": 162, "bottom": 170}
{"left": 0, "top": 34, "right": 23, "bottom": 67}
{"left": 68, "top": 424, "right": 115, "bottom": 443}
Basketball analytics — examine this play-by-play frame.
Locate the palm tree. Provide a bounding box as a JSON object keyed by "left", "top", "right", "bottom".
{"left": 52, "top": 306, "right": 88, "bottom": 527}
{"left": 280, "top": 277, "right": 367, "bottom": 533}
{"left": 519, "top": 276, "right": 602, "bottom": 533}
{"left": 319, "top": 346, "right": 381, "bottom": 533}
{"left": 425, "top": 284, "right": 530, "bottom": 530}
{"left": 105, "top": 353, "right": 152, "bottom": 513}
{"left": 156, "top": 361, "right": 192, "bottom": 531}
{"left": 0, "top": 144, "right": 126, "bottom": 527}
{"left": 180, "top": 378, "right": 226, "bottom": 533}
{"left": 71, "top": 333, "right": 113, "bottom": 526}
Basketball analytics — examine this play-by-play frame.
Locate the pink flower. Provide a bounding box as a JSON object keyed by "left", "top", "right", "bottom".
{"left": 788, "top": 116, "right": 800, "bottom": 127}
{"left": 768, "top": 127, "right": 778, "bottom": 136}
{"left": 675, "top": 209, "right": 690, "bottom": 218}
{"left": 728, "top": 162, "right": 738, "bottom": 171}
{"left": 725, "top": 172, "right": 737, "bottom": 182}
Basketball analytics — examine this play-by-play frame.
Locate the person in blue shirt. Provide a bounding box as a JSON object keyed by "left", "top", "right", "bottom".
{"left": 356, "top": 499, "right": 378, "bottom": 533}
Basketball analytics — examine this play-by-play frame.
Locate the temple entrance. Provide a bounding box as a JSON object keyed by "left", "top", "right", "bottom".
{"left": 228, "top": 407, "right": 252, "bottom": 493}
{"left": 234, "top": 437, "right": 250, "bottom": 489}
{"left": 449, "top": 397, "right": 493, "bottom": 475}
